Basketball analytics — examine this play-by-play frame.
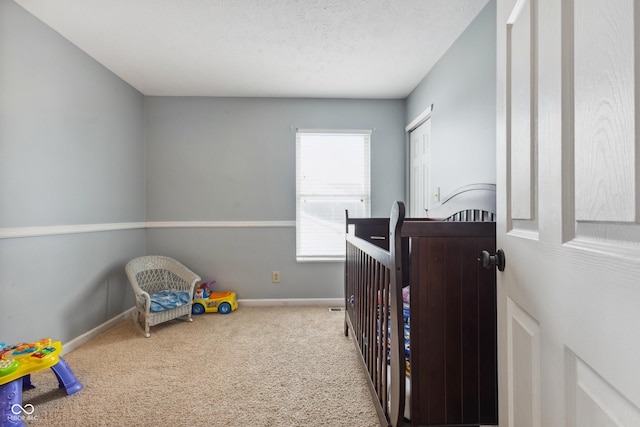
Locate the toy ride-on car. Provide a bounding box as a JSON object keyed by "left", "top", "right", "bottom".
{"left": 192, "top": 281, "right": 238, "bottom": 315}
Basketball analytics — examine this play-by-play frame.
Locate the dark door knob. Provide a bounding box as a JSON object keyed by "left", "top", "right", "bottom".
{"left": 480, "top": 249, "right": 506, "bottom": 272}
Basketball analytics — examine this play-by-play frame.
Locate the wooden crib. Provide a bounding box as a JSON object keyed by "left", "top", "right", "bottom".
{"left": 344, "top": 184, "right": 498, "bottom": 427}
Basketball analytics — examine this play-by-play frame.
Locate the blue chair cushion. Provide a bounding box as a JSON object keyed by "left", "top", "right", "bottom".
{"left": 149, "top": 290, "right": 191, "bottom": 312}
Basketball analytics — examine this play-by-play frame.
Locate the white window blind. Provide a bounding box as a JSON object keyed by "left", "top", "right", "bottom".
{"left": 296, "top": 130, "right": 371, "bottom": 261}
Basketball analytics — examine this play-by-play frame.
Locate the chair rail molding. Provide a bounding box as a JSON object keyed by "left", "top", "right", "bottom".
{"left": 0, "top": 220, "right": 296, "bottom": 239}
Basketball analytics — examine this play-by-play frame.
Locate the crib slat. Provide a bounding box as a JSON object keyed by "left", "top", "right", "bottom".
{"left": 345, "top": 238, "right": 396, "bottom": 427}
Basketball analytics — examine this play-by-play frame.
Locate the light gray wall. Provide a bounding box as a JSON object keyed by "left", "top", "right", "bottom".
{"left": 0, "top": 0, "right": 146, "bottom": 344}
{"left": 406, "top": 0, "right": 496, "bottom": 201}
{"left": 145, "top": 97, "right": 406, "bottom": 299}
{"left": 0, "top": 0, "right": 495, "bottom": 344}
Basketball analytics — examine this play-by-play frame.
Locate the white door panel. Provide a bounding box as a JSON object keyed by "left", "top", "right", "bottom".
{"left": 567, "top": 350, "right": 640, "bottom": 427}
{"left": 497, "top": 0, "right": 640, "bottom": 425}
{"left": 573, "top": 0, "right": 635, "bottom": 223}
{"left": 410, "top": 118, "right": 431, "bottom": 217}
{"left": 508, "top": 0, "right": 534, "bottom": 221}
{"left": 507, "top": 298, "right": 541, "bottom": 427}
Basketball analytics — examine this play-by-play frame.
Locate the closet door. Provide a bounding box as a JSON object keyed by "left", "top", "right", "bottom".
{"left": 497, "top": 0, "right": 640, "bottom": 425}
{"left": 409, "top": 117, "right": 431, "bottom": 217}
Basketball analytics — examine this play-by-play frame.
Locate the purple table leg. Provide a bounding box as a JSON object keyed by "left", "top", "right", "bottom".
{"left": 19, "top": 376, "right": 33, "bottom": 392}
{"left": 0, "top": 356, "right": 81, "bottom": 427}
{"left": 50, "top": 357, "right": 82, "bottom": 395}
{"left": 0, "top": 378, "right": 26, "bottom": 427}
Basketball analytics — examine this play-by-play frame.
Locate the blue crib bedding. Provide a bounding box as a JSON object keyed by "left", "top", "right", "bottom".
{"left": 382, "top": 289, "right": 412, "bottom": 376}
{"left": 402, "top": 303, "right": 411, "bottom": 374}
{"left": 148, "top": 290, "right": 191, "bottom": 312}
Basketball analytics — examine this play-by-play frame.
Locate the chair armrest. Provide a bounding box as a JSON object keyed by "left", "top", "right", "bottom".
{"left": 135, "top": 289, "right": 151, "bottom": 314}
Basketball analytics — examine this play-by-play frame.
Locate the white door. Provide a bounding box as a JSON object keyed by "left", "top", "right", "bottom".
{"left": 497, "top": 0, "right": 640, "bottom": 426}
{"left": 409, "top": 118, "right": 431, "bottom": 217}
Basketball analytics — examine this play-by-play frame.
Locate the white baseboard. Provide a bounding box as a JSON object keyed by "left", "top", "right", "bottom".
{"left": 238, "top": 298, "right": 344, "bottom": 307}
{"left": 62, "top": 307, "right": 136, "bottom": 356}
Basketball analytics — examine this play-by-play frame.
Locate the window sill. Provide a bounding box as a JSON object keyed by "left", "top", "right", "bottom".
{"left": 296, "top": 257, "right": 345, "bottom": 263}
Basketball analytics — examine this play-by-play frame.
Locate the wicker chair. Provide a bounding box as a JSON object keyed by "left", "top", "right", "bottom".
{"left": 125, "top": 255, "right": 201, "bottom": 337}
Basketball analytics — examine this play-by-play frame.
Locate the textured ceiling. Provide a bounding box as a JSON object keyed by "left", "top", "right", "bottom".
{"left": 13, "top": 0, "right": 490, "bottom": 98}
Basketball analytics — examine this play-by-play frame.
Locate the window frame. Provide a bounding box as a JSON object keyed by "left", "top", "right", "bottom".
{"left": 295, "top": 129, "right": 372, "bottom": 262}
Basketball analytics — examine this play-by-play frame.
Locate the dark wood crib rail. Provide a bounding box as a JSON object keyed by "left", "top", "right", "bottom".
{"left": 345, "top": 198, "right": 498, "bottom": 427}
{"left": 345, "top": 202, "right": 406, "bottom": 427}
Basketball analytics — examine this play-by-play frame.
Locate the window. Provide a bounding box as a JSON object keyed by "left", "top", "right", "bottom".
{"left": 296, "top": 130, "right": 371, "bottom": 261}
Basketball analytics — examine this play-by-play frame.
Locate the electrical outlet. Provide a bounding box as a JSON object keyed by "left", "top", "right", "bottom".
{"left": 272, "top": 271, "right": 281, "bottom": 283}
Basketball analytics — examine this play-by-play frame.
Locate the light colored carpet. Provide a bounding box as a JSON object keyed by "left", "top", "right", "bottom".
{"left": 20, "top": 306, "right": 381, "bottom": 426}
